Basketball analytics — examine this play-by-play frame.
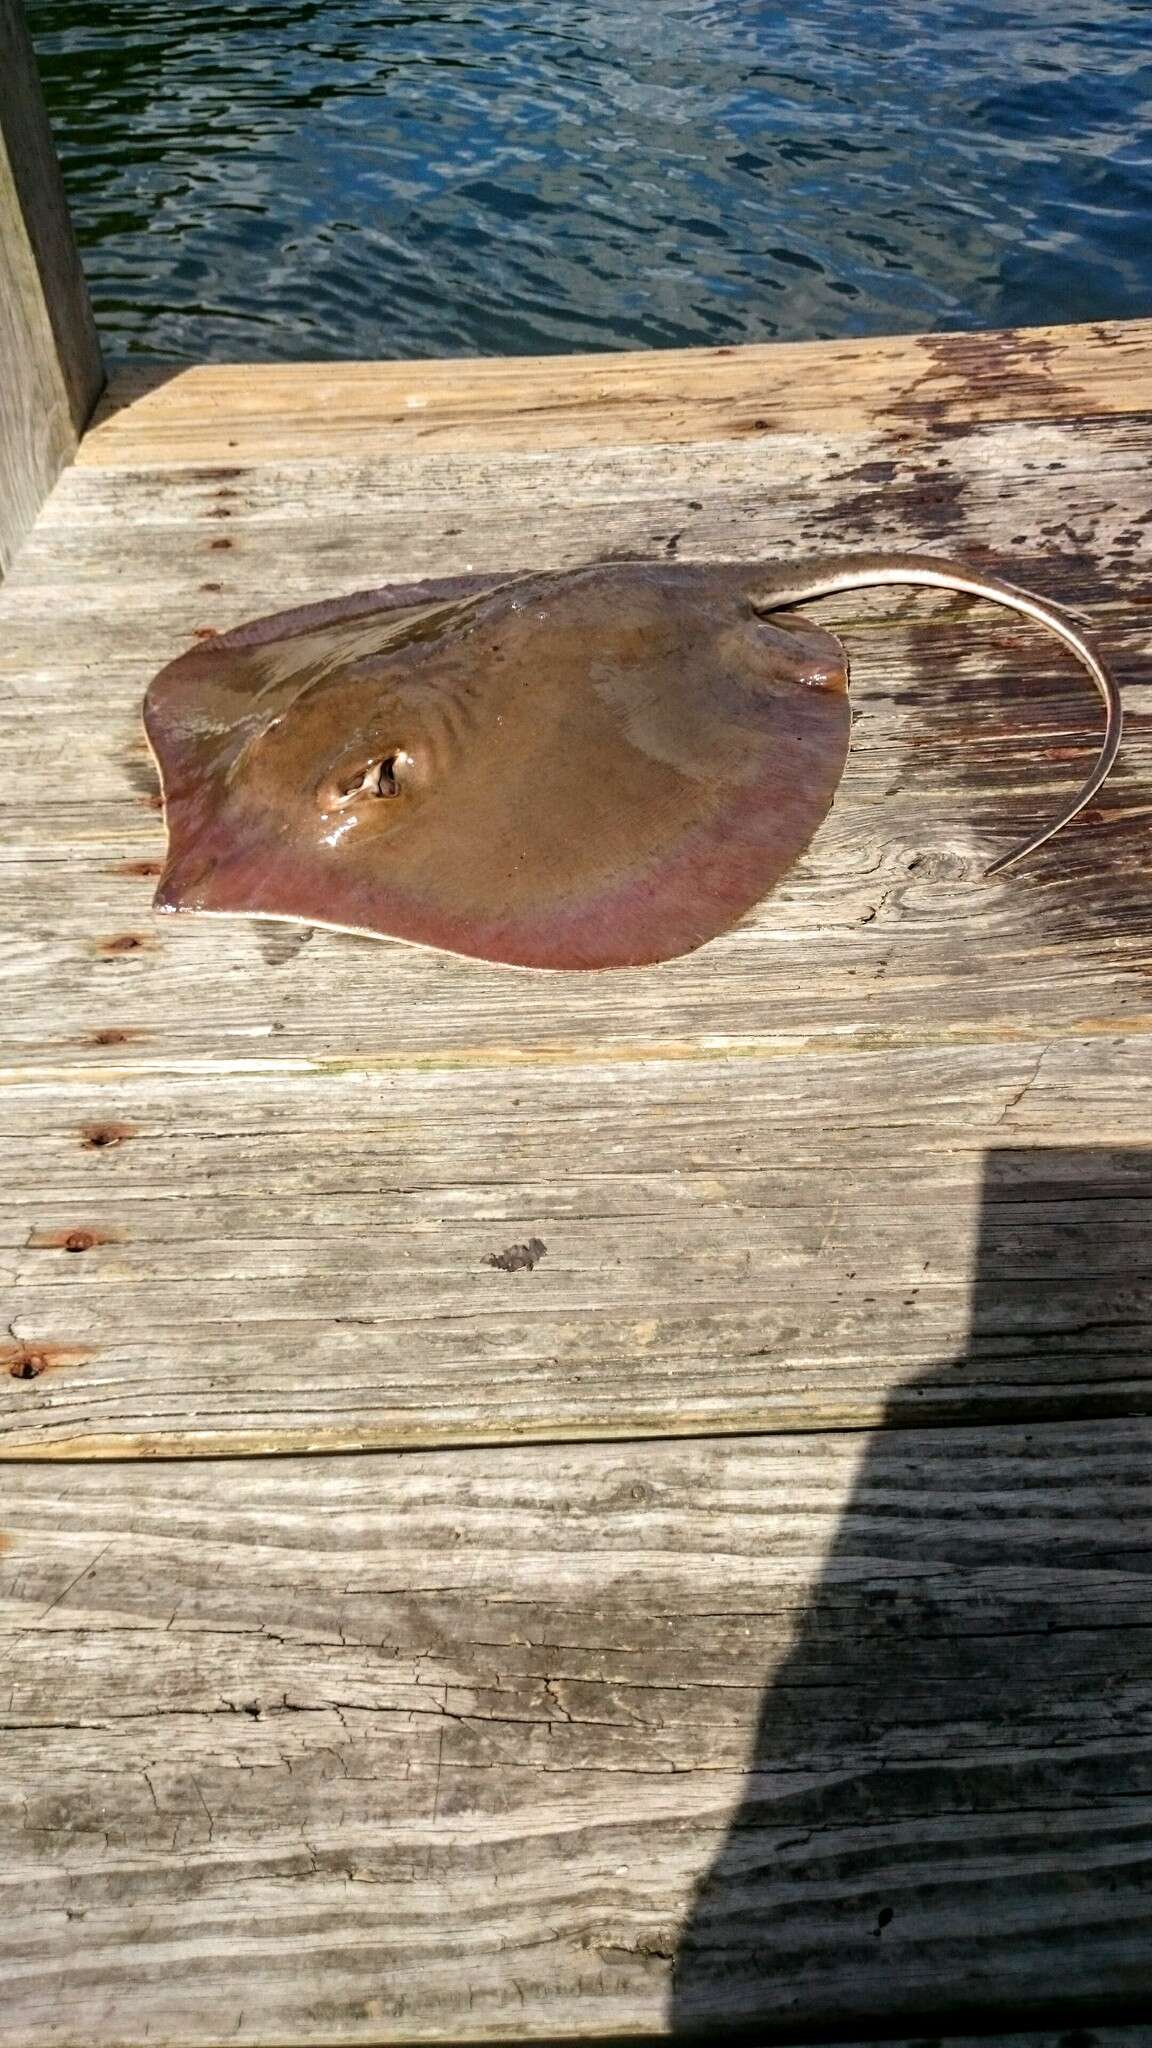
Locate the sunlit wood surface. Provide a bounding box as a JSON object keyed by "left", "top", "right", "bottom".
{"left": 2, "top": 319, "right": 1151, "bottom": 2042}
{"left": 0, "top": 0, "right": 102, "bottom": 574}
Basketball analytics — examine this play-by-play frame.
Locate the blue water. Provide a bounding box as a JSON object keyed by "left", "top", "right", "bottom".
{"left": 26, "top": 0, "right": 1152, "bottom": 360}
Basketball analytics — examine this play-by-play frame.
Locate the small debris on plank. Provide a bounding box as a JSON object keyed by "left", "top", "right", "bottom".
{"left": 484, "top": 1237, "right": 547, "bottom": 1273}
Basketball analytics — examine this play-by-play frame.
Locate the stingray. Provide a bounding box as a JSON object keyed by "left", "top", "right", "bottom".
{"left": 143, "top": 554, "right": 1121, "bottom": 970}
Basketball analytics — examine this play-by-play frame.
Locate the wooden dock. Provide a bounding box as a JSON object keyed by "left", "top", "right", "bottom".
{"left": 4, "top": 7, "right": 1152, "bottom": 2041}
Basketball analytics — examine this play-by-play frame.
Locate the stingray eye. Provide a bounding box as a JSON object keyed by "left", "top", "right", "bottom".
{"left": 369, "top": 749, "right": 417, "bottom": 796}
{"left": 319, "top": 750, "right": 413, "bottom": 812}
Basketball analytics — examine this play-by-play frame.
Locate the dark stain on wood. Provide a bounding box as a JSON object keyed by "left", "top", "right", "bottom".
{"left": 258, "top": 922, "right": 314, "bottom": 967}
{"left": 124, "top": 756, "right": 162, "bottom": 805}
{"left": 3, "top": 1342, "right": 91, "bottom": 1380}
{"left": 81, "top": 1122, "right": 136, "bottom": 1151}
{"left": 114, "top": 858, "right": 163, "bottom": 880}
{"left": 209, "top": 537, "right": 234, "bottom": 550}
{"left": 97, "top": 932, "right": 155, "bottom": 957}
{"left": 27, "top": 1226, "right": 115, "bottom": 1253}
{"left": 894, "top": 329, "right": 1078, "bottom": 427}
{"left": 846, "top": 459, "right": 899, "bottom": 487}
{"left": 805, "top": 462, "right": 971, "bottom": 545}
{"left": 859, "top": 598, "right": 1150, "bottom": 960}
{"left": 485, "top": 1238, "right": 547, "bottom": 1274}
{"left": 85, "top": 1026, "right": 146, "bottom": 1048}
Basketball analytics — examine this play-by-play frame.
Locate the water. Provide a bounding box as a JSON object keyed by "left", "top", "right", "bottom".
{"left": 26, "top": 0, "right": 1152, "bottom": 361}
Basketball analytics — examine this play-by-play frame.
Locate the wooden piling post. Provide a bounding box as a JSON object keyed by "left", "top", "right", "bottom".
{"left": 0, "top": 0, "right": 103, "bottom": 576}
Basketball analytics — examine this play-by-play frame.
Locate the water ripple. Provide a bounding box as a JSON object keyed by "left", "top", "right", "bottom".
{"left": 27, "top": 0, "right": 1152, "bottom": 359}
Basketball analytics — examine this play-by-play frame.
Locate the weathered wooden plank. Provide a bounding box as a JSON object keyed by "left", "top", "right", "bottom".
{"left": 77, "top": 318, "right": 1152, "bottom": 468}
{"left": 4, "top": 1422, "right": 1152, "bottom": 2039}
{"left": 0, "top": 0, "right": 102, "bottom": 575}
{"left": 6, "top": 412, "right": 1146, "bottom": 675}
{"left": 2, "top": 384, "right": 1151, "bottom": 1454}
{"left": 2, "top": 1043, "right": 1152, "bottom": 1453}
{"left": 0, "top": 416, "right": 1145, "bottom": 1065}
{"left": 7, "top": 413, "right": 1145, "bottom": 654}
{"left": 0, "top": 786, "right": 1146, "bottom": 1059}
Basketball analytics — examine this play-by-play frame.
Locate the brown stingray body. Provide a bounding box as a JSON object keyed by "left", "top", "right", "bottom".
{"left": 145, "top": 563, "right": 852, "bottom": 969}
{"left": 144, "top": 554, "right": 1120, "bottom": 970}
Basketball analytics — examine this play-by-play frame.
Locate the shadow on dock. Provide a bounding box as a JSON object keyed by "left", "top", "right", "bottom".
{"left": 671, "top": 1143, "right": 1152, "bottom": 2039}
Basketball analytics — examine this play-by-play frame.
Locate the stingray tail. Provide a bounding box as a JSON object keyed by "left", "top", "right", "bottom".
{"left": 752, "top": 552, "right": 1122, "bottom": 874}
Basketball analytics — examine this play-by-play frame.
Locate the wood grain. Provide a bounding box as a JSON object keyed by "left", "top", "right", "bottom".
{"left": 1, "top": 376, "right": 1150, "bottom": 1455}
{"left": 4, "top": 1049, "right": 1152, "bottom": 1454}
{"left": 78, "top": 318, "right": 1152, "bottom": 468}
{"left": 0, "top": 0, "right": 102, "bottom": 576}
{"left": 7, "top": 319, "right": 1152, "bottom": 2043}
{"left": 4, "top": 1424, "right": 1152, "bottom": 2041}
